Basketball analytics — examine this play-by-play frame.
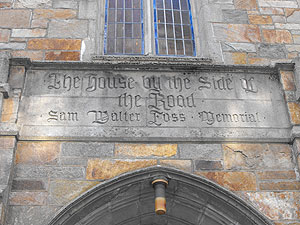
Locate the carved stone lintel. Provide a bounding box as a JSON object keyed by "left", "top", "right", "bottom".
{"left": 0, "top": 83, "right": 10, "bottom": 99}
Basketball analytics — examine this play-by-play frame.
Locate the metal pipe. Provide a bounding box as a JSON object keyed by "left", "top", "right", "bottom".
{"left": 152, "top": 178, "right": 168, "bottom": 215}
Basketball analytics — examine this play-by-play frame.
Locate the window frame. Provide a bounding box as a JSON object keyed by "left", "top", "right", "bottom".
{"left": 96, "top": 0, "right": 203, "bottom": 57}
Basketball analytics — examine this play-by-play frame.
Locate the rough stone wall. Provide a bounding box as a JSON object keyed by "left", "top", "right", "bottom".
{"left": 0, "top": 0, "right": 299, "bottom": 63}
{"left": 1, "top": 0, "right": 300, "bottom": 225}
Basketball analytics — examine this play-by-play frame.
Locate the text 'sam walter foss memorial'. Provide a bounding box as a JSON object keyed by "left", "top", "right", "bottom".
{"left": 18, "top": 61, "right": 290, "bottom": 142}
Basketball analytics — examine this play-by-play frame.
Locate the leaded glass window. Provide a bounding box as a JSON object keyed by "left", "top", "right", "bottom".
{"left": 154, "top": 0, "right": 195, "bottom": 56}
{"left": 104, "top": 0, "right": 144, "bottom": 54}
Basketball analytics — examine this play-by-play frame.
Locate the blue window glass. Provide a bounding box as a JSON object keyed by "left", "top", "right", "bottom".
{"left": 104, "top": 0, "right": 144, "bottom": 55}
{"left": 154, "top": 0, "right": 195, "bottom": 56}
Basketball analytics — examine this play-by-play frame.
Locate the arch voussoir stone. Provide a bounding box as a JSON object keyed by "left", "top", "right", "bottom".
{"left": 47, "top": 166, "right": 274, "bottom": 225}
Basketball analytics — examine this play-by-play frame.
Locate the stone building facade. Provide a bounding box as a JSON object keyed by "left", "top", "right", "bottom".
{"left": 0, "top": 0, "right": 300, "bottom": 224}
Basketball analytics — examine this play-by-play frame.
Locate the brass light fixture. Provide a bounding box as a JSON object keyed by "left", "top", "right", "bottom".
{"left": 152, "top": 178, "right": 168, "bottom": 215}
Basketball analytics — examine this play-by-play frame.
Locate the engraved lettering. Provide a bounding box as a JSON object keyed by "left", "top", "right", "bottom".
{"left": 47, "top": 73, "right": 61, "bottom": 89}
{"left": 143, "top": 76, "right": 161, "bottom": 90}
{"left": 198, "top": 77, "right": 211, "bottom": 90}
{"left": 241, "top": 77, "right": 258, "bottom": 93}
{"left": 87, "top": 110, "right": 109, "bottom": 124}
{"left": 118, "top": 93, "right": 142, "bottom": 109}
{"left": 47, "top": 110, "right": 78, "bottom": 122}
{"left": 47, "top": 110, "right": 58, "bottom": 122}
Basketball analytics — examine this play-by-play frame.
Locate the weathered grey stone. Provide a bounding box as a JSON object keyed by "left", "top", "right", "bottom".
{"left": 48, "top": 20, "right": 88, "bottom": 38}
{"left": 0, "top": 52, "right": 10, "bottom": 83}
{"left": 61, "top": 142, "right": 114, "bottom": 157}
{"left": 287, "top": 10, "right": 300, "bottom": 23}
{"left": 53, "top": 0, "right": 78, "bottom": 9}
{"left": 7, "top": 206, "right": 60, "bottom": 225}
{"left": 0, "top": 149, "right": 14, "bottom": 185}
{"left": 59, "top": 157, "right": 87, "bottom": 166}
{"left": 179, "top": 144, "right": 223, "bottom": 160}
{"left": 78, "top": 0, "right": 97, "bottom": 19}
{"left": 221, "top": 42, "right": 256, "bottom": 52}
{"left": 17, "top": 62, "right": 291, "bottom": 142}
{"left": 222, "top": 9, "right": 248, "bottom": 24}
{"left": 294, "top": 57, "right": 300, "bottom": 101}
{"left": 14, "top": 0, "right": 52, "bottom": 8}
{"left": 12, "top": 179, "right": 47, "bottom": 191}
{"left": 194, "top": 160, "right": 223, "bottom": 170}
{"left": 257, "top": 44, "right": 287, "bottom": 59}
{"left": 14, "top": 165, "right": 85, "bottom": 179}
{"left": 0, "top": 43, "right": 26, "bottom": 50}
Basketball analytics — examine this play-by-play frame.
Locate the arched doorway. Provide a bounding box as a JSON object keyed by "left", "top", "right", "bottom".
{"left": 47, "top": 167, "right": 273, "bottom": 225}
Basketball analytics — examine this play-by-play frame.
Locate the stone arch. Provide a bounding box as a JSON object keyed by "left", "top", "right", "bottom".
{"left": 47, "top": 166, "right": 273, "bottom": 225}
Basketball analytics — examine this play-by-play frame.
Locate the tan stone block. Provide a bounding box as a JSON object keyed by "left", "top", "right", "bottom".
{"left": 223, "top": 143, "right": 294, "bottom": 170}
{"left": 49, "top": 180, "right": 99, "bottom": 205}
{"left": 249, "top": 15, "right": 273, "bottom": 24}
{"left": 1, "top": 98, "right": 14, "bottom": 122}
{"left": 160, "top": 160, "right": 192, "bottom": 171}
{"left": 16, "top": 141, "right": 61, "bottom": 164}
{"left": 263, "top": 30, "right": 293, "bottom": 44}
{"left": 0, "top": 10, "right": 31, "bottom": 28}
{"left": 275, "top": 222, "right": 300, "bottom": 225}
{"left": 115, "top": 144, "right": 177, "bottom": 157}
{"left": 227, "top": 24, "right": 261, "bottom": 43}
{"left": 45, "top": 51, "right": 80, "bottom": 61}
{"left": 86, "top": 159, "right": 157, "bottom": 180}
{"left": 288, "top": 102, "right": 300, "bottom": 124}
{"left": 11, "top": 50, "right": 44, "bottom": 61}
{"left": 28, "top": 39, "right": 81, "bottom": 50}
{"left": 33, "top": 9, "right": 76, "bottom": 19}
{"left": 232, "top": 52, "right": 247, "bottom": 64}
{"left": 288, "top": 52, "right": 299, "bottom": 59}
{"left": 0, "top": 136, "right": 16, "bottom": 149}
{"left": 248, "top": 57, "right": 270, "bottom": 65}
{"left": 285, "top": 8, "right": 299, "bottom": 17}
{"left": 280, "top": 71, "right": 296, "bottom": 91}
{"left": 241, "top": 192, "right": 300, "bottom": 220}
{"left": 257, "top": 171, "right": 296, "bottom": 180}
{"left": 0, "top": 29, "right": 10, "bottom": 42}
{"left": 9, "top": 192, "right": 47, "bottom": 205}
{"left": 197, "top": 171, "right": 257, "bottom": 191}
{"left": 234, "top": 0, "right": 257, "bottom": 10}
{"left": 260, "top": 181, "right": 300, "bottom": 191}
{"left": 293, "top": 35, "right": 300, "bottom": 44}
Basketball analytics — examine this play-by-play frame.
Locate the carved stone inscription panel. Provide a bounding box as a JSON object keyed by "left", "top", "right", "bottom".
{"left": 18, "top": 66, "right": 290, "bottom": 141}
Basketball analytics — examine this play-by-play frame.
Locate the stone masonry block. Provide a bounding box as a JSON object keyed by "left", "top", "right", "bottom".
{"left": 12, "top": 179, "right": 47, "bottom": 191}
{"left": 7, "top": 206, "right": 60, "bottom": 225}
{"left": 45, "top": 51, "right": 80, "bottom": 61}
{"left": 159, "top": 160, "right": 192, "bottom": 172}
{"left": 0, "top": 10, "right": 31, "bottom": 28}
{"left": 241, "top": 192, "right": 300, "bottom": 220}
{"left": 288, "top": 102, "right": 300, "bottom": 124}
{"left": 33, "top": 9, "right": 77, "bottom": 19}
{"left": 260, "top": 7, "right": 284, "bottom": 15}
{"left": 9, "top": 191, "right": 47, "bottom": 206}
{"left": 0, "top": 29, "right": 10, "bottom": 42}
{"left": 257, "top": 171, "right": 296, "bottom": 180}
{"left": 11, "top": 29, "right": 46, "bottom": 38}
{"left": 86, "top": 159, "right": 157, "bottom": 180}
{"left": 263, "top": 30, "right": 293, "bottom": 44}
{"left": 234, "top": 0, "right": 257, "bottom": 10}
{"left": 0, "top": 136, "right": 15, "bottom": 149}
{"left": 259, "top": 181, "right": 300, "bottom": 190}
{"left": 1, "top": 98, "right": 18, "bottom": 123}
{"left": 0, "top": 149, "right": 14, "bottom": 185}
{"left": 194, "top": 160, "right": 223, "bottom": 170}
{"left": 8, "top": 66, "right": 26, "bottom": 90}
{"left": 287, "top": 9, "right": 300, "bottom": 23}
{"left": 222, "top": 9, "right": 249, "bottom": 24}
{"left": 61, "top": 142, "right": 113, "bottom": 157}
{"left": 249, "top": 15, "right": 273, "bottom": 24}
{"left": 0, "top": 43, "right": 26, "bottom": 50}
{"left": 115, "top": 144, "right": 177, "bottom": 157}
{"left": 14, "top": 0, "right": 52, "bottom": 8}
{"left": 27, "top": 39, "right": 81, "bottom": 50}
{"left": 280, "top": 71, "right": 296, "bottom": 91}
{"left": 48, "top": 20, "right": 88, "bottom": 38}
{"left": 53, "top": 0, "right": 78, "bottom": 9}
{"left": 197, "top": 171, "right": 257, "bottom": 191}
{"left": 179, "top": 144, "right": 223, "bottom": 160}
{"left": 258, "top": 0, "right": 298, "bottom": 8}
{"left": 16, "top": 142, "right": 61, "bottom": 165}
{"left": 11, "top": 51, "right": 44, "bottom": 61}
{"left": 48, "top": 180, "right": 99, "bottom": 205}
{"left": 223, "top": 143, "right": 294, "bottom": 170}
{"left": 213, "top": 24, "right": 261, "bottom": 42}
{"left": 257, "top": 43, "right": 287, "bottom": 58}
{"left": 79, "top": 0, "right": 97, "bottom": 19}
{"left": 221, "top": 42, "right": 256, "bottom": 52}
